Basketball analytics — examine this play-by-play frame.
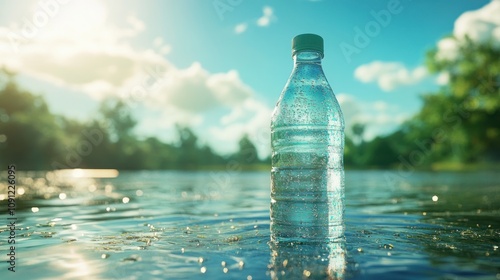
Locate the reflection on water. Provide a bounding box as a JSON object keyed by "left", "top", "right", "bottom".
{"left": 52, "top": 168, "right": 119, "bottom": 178}
{"left": 269, "top": 241, "right": 346, "bottom": 279}
{"left": 22, "top": 243, "right": 105, "bottom": 279}
{"left": 0, "top": 170, "right": 498, "bottom": 279}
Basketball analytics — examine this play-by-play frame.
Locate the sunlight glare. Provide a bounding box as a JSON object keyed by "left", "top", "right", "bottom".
{"left": 51, "top": 0, "right": 107, "bottom": 34}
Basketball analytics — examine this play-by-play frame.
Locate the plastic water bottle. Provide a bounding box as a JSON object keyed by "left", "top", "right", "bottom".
{"left": 270, "top": 33, "right": 345, "bottom": 244}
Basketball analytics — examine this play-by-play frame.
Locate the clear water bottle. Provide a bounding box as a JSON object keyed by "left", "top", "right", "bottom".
{"left": 270, "top": 33, "right": 345, "bottom": 244}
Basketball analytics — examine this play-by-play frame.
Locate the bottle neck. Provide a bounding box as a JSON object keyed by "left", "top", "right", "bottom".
{"left": 291, "top": 51, "right": 326, "bottom": 81}
{"left": 293, "top": 51, "right": 323, "bottom": 65}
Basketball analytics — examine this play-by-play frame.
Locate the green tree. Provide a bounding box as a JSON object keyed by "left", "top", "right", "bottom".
{"left": 233, "top": 134, "right": 260, "bottom": 165}
{"left": 198, "top": 144, "right": 225, "bottom": 166}
{"left": 140, "top": 137, "right": 178, "bottom": 169}
{"left": 94, "top": 98, "right": 147, "bottom": 169}
{"left": 0, "top": 70, "right": 249, "bottom": 171}
{"left": 0, "top": 73, "right": 65, "bottom": 170}
{"left": 347, "top": 123, "right": 367, "bottom": 167}
{"left": 344, "top": 135, "right": 357, "bottom": 168}
{"left": 351, "top": 123, "right": 365, "bottom": 145}
{"left": 363, "top": 135, "right": 400, "bottom": 168}
{"left": 176, "top": 125, "right": 201, "bottom": 169}
{"left": 98, "top": 98, "right": 137, "bottom": 143}
{"left": 411, "top": 37, "right": 500, "bottom": 164}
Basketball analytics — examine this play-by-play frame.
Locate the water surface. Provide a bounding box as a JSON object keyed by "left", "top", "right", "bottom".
{"left": 0, "top": 170, "right": 499, "bottom": 279}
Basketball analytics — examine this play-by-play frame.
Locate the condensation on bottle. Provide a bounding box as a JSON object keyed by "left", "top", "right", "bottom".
{"left": 270, "top": 33, "right": 345, "bottom": 244}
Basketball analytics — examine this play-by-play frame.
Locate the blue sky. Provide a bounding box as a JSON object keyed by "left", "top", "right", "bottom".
{"left": 0, "top": 0, "right": 497, "bottom": 157}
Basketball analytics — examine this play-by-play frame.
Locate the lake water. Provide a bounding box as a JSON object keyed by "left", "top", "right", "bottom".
{"left": 0, "top": 170, "right": 499, "bottom": 279}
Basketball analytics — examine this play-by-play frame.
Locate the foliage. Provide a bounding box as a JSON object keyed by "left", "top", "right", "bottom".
{"left": 410, "top": 38, "right": 500, "bottom": 164}
{"left": 1, "top": 35, "right": 499, "bottom": 170}
{"left": 345, "top": 37, "right": 500, "bottom": 169}
{"left": 0, "top": 78, "right": 65, "bottom": 169}
{"left": 0, "top": 71, "right": 261, "bottom": 170}
{"left": 232, "top": 134, "right": 260, "bottom": 164}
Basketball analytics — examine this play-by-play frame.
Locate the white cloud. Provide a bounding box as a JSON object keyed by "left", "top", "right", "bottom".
{"left": 153, "top": 37, "right": 163, "bottom": 47}
{"left": 435, "top": 37, "right": 460, "bottom": 61}
{"left": 454, "top": 0, "right": 500, "bottom": 43}
{"left": 436, "top": 72, "right": 450, "bottom": 85}
{"left": 337, "top": 93, "right": 409, "bottom": 140}
{"left": 234, "top": 23, "right": 247, "bottom": 34}
{"left": 126, "top": 15, "right": 145, "bottom": 33}
{"left": 152, "top": 36, "right": 171, "bottom": 55}
{"left": 0, "top": 0, "right": 169, "bottom": 100}
{"left": 355, "top": 1, "right": 500, "bottom": 92}
{"left": 150, "top": 63, "right": 220, "bottom": 112}
{"left": 354, "top": 61, "right": 428, "bottom": 91}
{"left": 257, "top": 6, "right": 275, "bottom": 27}
{"left": 209, "top": 98, "right": 272, "bottom": 158}
{"left": 373, "top": 101, "right": 389, "bottom": 111}
{"left": 436, "top": 0, "right": 500, "bottom": 61}
{"left": 144, "top": 63, "right": 253, "bottom": 113}
{"left": 234, "top": 6, "right": 276, "bottom": 34}
{"left": 0, "top": 0, "right": 273, "bottom": 157}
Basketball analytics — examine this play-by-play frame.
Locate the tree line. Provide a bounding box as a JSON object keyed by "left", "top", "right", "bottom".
{"left": 0, "top": 71, "right": 264, "bottom": 170}
{"left": 1, "top": 37, "right": 499, "bottom": 171}
{"left": 344, "top": 38, "right": 500, "bottom": 170}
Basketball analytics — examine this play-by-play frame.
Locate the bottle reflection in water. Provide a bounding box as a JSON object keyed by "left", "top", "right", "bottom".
{"left": 268, "top": 242, "right": 346, "bottom": 279}
{"left": 271, "top": 33, "right": 345, "bottom": 243}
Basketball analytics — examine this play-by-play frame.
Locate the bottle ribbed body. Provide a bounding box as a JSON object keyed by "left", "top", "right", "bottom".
{"left": 270, "top": 51, "right": 345, "bottom": 244}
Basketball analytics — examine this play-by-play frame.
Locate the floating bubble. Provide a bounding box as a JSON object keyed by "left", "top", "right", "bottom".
{"left": 105, "top": 184, "right": 113, "bottom": 193}
{"left": 59, "top": 193, "right": 67, "bottom": 200}
{"left": 432, "top": 195, "right": 438, "bottom": 202}
{"left": 32, "top": 207, "right": 40, "bottom": 213}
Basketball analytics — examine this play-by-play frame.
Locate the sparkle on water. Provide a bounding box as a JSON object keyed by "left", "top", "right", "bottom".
{"left": 0, "top": 170, "right": 498, "bottom": 279}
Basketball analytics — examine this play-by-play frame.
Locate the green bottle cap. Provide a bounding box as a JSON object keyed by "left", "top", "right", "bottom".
{"left": 292, "top": 33, "right": 324, "bottom": 58}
